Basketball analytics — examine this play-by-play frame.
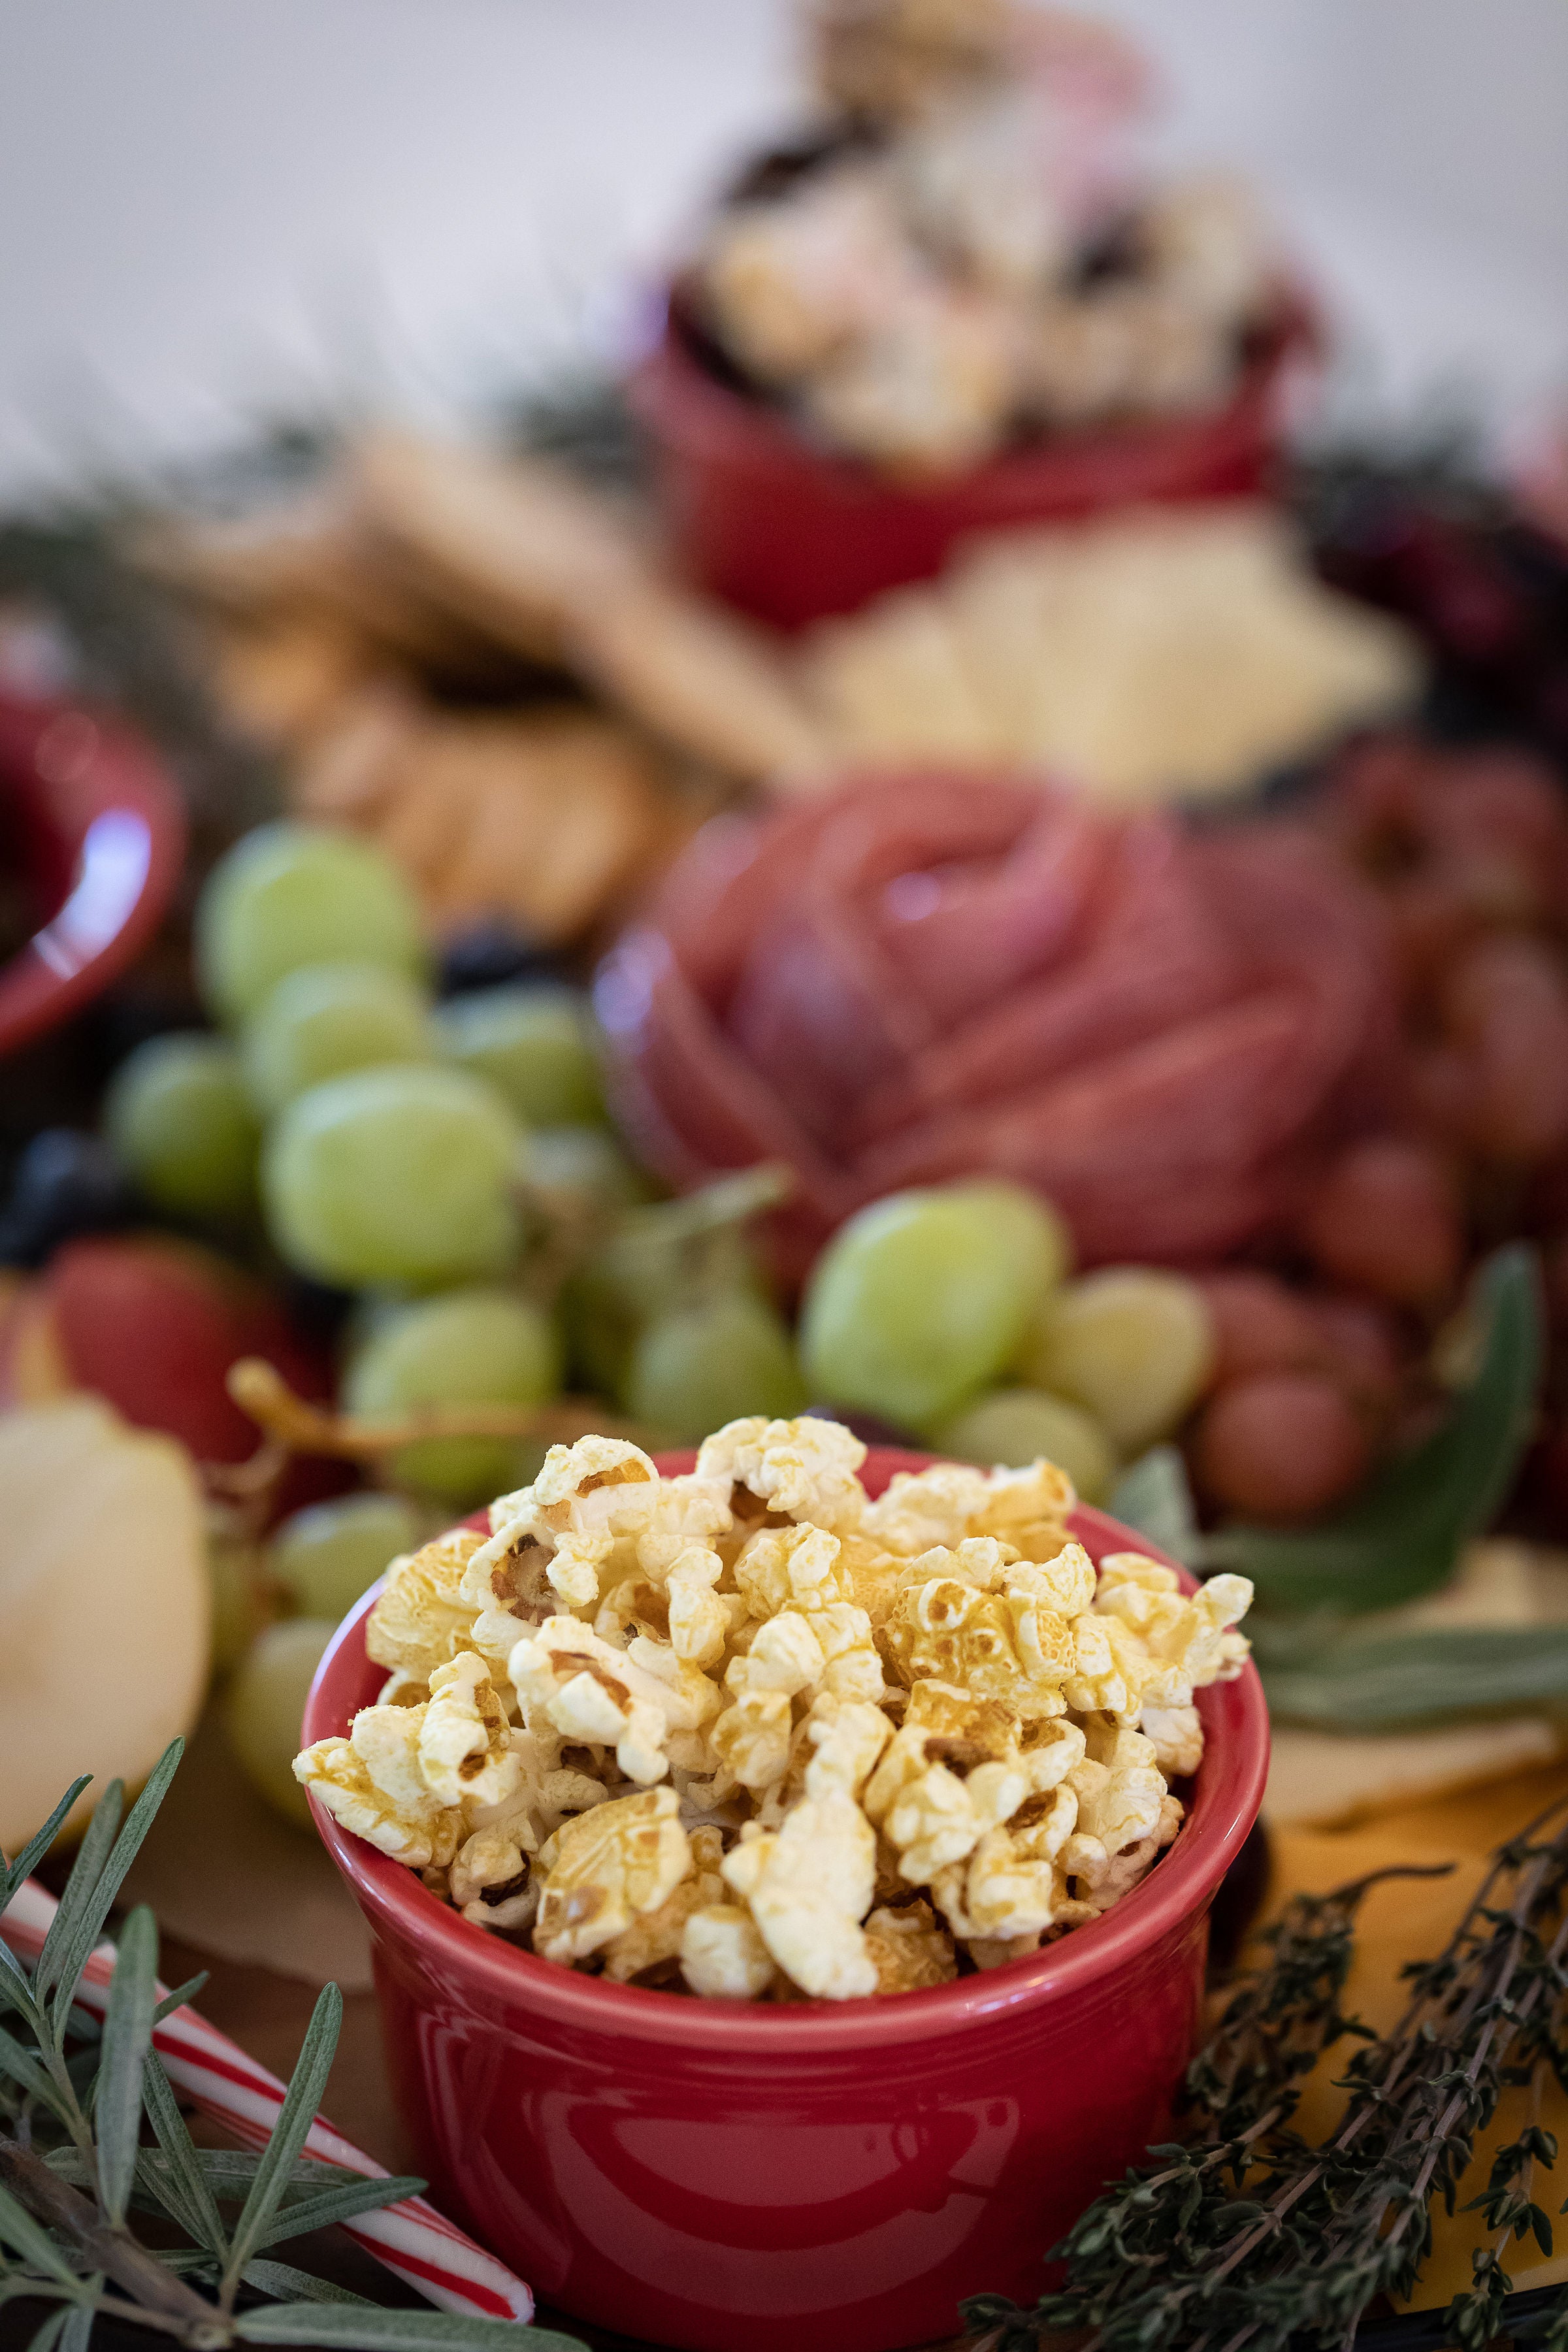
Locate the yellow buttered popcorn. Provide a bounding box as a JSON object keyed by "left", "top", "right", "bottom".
{"left": 295, "top": 1416, "right": 1250, "bottom": 2001}
{"left": 534, "top": 1786, "right": 692, "bottom": 1965}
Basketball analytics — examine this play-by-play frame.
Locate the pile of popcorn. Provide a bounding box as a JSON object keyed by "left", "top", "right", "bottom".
{"left": 687, "top": 0, "right": 1279, "bottom": 474}
{"left": 295, "top": 1418, "right": 1253, "bottom": 2002}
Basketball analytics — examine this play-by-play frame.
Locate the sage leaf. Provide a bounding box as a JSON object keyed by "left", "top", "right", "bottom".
{"left": 1263, "top": 1624, "right": 1568, "bottom": 1732}
{"left": 152, "top": 1974, "right": 208, "bottom": 2024}
{"left": 1109, "top": 1446, "right": 1200, "bottom": 1565}
{"left": 1203, "top": 1246, "right": 1542, "bottom": 1616}
{"left": 0, "top": 2181, "right": 83, "bottom": 2287}
{"left": 33, "top": 1780, "right": 123, "bottom": 2015}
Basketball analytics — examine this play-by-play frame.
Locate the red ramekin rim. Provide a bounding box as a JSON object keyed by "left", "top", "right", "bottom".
{"left": 303, "top": 1458, "right": 1269, "bottom": 2052}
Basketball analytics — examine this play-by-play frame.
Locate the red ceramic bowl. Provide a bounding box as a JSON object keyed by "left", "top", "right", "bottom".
{"left": 0, "top": 691, "right": 185, "bottom": 1056}
{"left": 629, "top": 296, "right": 1316, "bottom": 628}
{"left": 303, "top": 1448, "right": 1267, "bottom": 2352}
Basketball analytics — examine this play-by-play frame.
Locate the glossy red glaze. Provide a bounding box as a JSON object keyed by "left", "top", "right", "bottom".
{"left": 628, "top": 300, "right": 1315, "bottom": 628}
{"left": 0, "top": 691, "right": 185, "bottom": 1055}
{"left": 304, "top": 1448, "right": 1268, "bottom": 2352}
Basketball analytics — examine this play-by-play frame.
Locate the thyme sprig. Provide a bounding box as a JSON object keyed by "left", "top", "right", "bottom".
{"left": 967, "top": 1803, "right": 1568, "bottom": 2352}
{"left": 0, "top": 1746, "right": 582, "bottom": 2352}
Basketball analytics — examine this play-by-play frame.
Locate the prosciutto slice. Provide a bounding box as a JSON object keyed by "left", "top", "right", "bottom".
{"left": 595, "top": 774, "right": 1394, "bottom": 1281}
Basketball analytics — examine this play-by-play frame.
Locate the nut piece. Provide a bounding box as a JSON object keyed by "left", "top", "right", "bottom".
{"left": 681, "top": 1904, "right": 777, "bottom": 2001}
{"left": 534, "top": 1788, "right": 691, "bottom": 1965}
{"left": 367, "top": 1529, "right": 484, "bottom": 1682}
{"left": 722, "top": 1792, "right": 877, "bottom": 1999}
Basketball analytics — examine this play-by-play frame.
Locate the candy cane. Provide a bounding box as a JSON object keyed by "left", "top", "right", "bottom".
{"left": 3, "top": 1880, "right": 533, "bottom": 2323}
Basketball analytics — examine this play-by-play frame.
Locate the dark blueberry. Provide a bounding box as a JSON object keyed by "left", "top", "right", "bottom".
{"left": 437, "top": 921, "right": 567, "bottom": 996}
{"left": 0, "top": 1127, "right": 136, "bottom": 1266}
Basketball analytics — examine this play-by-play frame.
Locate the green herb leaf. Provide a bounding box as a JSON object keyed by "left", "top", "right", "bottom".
{"left": 95, "top": 1904, "right": 159, "bottom": 2228}
{"left": 140, "top": 2055, "right": 227, "bottom": 2259}
{"left": 223, "top": 1985, "right": 342, "bottom": 2290}
{"left": 25, "top": 2302, "right": 76, "bottom": 2352}
{"left": 1262, "top": 1624, "right": 1568, "bottom": 1731}
{"left": 56, "top": 2292, "right": 97, "bottom": 2352}
{"left": 152, "top": 1974, "right": 208, "bottom": 2024}
{"left": 240, "top": 2261, "right": 377, "bottom": 2308}
{"left": 33, "top": 1781, "right": 123, "bottom": 2016}
{"left": 0, "top": 2025, "right": 70, "bottom": 2123}
{"left": 46, "top": 1740, "right": 184, "bottom": 2037}
{"left": 0, "top": 2182, "right": 85, "bottom": 2289}
{"left": 2, "top": 1779, "right": 93, "bottom": 1904}
{"left": 234, "top": 2304, "right": 586, "bottom": 2352}
{"left": 252, "top": 2176, "right": 426, "bottom": 2253}
{"left": 1203, "top": 1245, "right": 1543, "bottom": 1615}
{"left": 1107, "top": 1445, "right": 1199, "bottom": 1565}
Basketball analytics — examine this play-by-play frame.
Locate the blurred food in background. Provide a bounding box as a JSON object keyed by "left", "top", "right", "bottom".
{"left": 689, "top": 0, "right": 1282, "bottom": 477}
{"left": 796, "top": 503, "right": 1423, "bottom": 802}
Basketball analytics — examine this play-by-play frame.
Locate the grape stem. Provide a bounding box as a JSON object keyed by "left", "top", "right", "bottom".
{"left": 220, "top": 1357, "right": 654, "bottom": 1475}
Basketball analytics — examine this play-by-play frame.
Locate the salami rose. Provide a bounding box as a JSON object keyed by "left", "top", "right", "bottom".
{"left": 596, "top": 774, "right": 1394, "bottom": 1279}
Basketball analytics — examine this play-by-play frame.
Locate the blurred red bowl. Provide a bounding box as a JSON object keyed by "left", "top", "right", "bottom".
{"left": 0, "top": 691, "right": 185, "bottom": 1057}
{"left": 304, "top": 1446, "right": 1268, "bottom": 2352}
{"left": 629, "top": 293, "right": 1316, "bottom": 629}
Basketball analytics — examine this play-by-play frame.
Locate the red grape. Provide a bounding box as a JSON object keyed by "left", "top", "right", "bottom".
{"left": 1193, "top": 1373, "right": 1371, "bottom": 1523}
{"left": 1299, "top": 1135, "right": 1463, "bottom": 1305}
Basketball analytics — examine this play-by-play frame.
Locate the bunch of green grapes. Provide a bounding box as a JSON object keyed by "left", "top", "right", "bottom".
{"left": 800, "top": 1183, "right": 1215, "bottom": 1499}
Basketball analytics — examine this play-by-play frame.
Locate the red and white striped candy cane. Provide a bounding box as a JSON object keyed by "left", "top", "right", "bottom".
{"left": 2, "top": 1880, "right": 533, "bottom": 2324}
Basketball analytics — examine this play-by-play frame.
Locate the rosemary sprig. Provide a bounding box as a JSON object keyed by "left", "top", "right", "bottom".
{"left": 0, "top": 1748, "right": 583, "bottom": 2352}
{"left": 966, "top": 1804, "right": 1568, "bottom": 2352}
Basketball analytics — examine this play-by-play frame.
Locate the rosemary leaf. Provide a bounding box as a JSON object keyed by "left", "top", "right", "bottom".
{"left": 95, "top": 1904, "right": 159, "bottom": 2227}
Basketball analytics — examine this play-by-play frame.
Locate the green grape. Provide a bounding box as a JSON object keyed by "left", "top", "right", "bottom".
{"left": 263, "top": 1064, "right": 523, "bottom": 1288}
{"left": 436, "top": 984, "right": 606, "bottom": 1126}
{"left": 523, "top": 1124, "right": 651, "bottom": 1220}
{"left": 1017, "top": 1267, "right": 1215, "bottom": 1452}
{"left": 799, "top": 1181, "right": 1064, "bottom": 1433}
{"left": 625, "top": 1289, "right": 806, "bottom": 1441}
{"left": 196, "top": 821, "right": 427, "bottom": 1026}
{"left": 242, "top": 960, "right": 436, "bottom": 1116}
{"left": 345, "top": 1286, "right": 562, "bottom": 1504}
{"left": 934, "top": 1387, "right": 1116, "bottom": 1503}
{"left": 225, "top": 1618, "right": 335, "bottom": 1829}
{"left": 271, "top": 1490, "right": 422, "bottom": 1621}
{"left": 206, "top": 1530, "right": 272, "bottom": 1675}
{"left": 103, "top": 1033, "right": 260, "bottom": 1219}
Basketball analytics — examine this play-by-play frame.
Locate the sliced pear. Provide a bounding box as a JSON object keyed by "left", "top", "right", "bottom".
{"left": 0, "top": 1397, "right": 211, "bottom": 1851}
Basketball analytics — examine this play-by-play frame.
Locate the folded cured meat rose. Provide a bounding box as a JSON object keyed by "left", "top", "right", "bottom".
{"left": 595, "top": 774, "right": 1394, "bottom": 1278}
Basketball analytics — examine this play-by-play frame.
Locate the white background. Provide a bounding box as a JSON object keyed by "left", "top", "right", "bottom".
{"left": 1, "top": 0, "right": 1565, "bottom": 495}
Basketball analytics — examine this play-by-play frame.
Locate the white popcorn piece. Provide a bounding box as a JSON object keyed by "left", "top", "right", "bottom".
{"left": 696, "top": 1416, "right": 868, "bottom": 1532}
{"left": 634, "top": 1476, "right": 736, "bottom": 1578}
{"left": 864, "top": 1899, "right": 958, "bottom": 1993}
{"left": 295, "top": 1707, "right": 461, "bottom": 1871}
{"left": 722, "top": 1792, "right": 879, "bottom": 2001}
{"left": 534, "top": 1787, "right": 691, "bottom": 1965}
{"left": 451, "top": 1825, "right": 538, "bottom": 1934}
{"left": 367, "top": 1529, "right": 485, "bottom": 1684}
{"left": 681, "top": 1904, "right": 777, "bottom": 2001}
{"left": 418, "top": 1654, "right": 520, "bottom": 1811}
{"left": 509, "top": 1618, "right": 701, "bottom": 1786}
{"left": 1139, "top": 1702, "right": 1204, "bottom": 1778}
